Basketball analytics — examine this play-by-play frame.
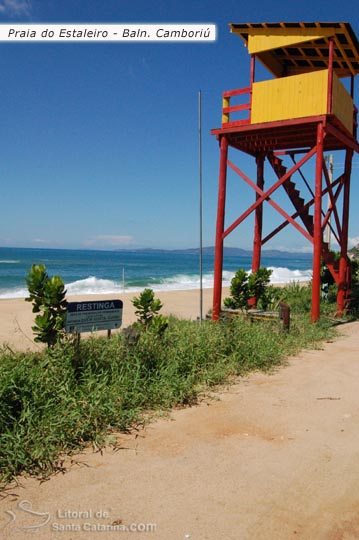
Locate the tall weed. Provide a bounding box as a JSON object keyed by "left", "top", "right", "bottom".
{"left": 0, "top": 313, "right": 336, "bottom": 487}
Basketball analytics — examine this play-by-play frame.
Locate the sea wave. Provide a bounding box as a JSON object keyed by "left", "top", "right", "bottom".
{"left": 65, "top": 273, "right": 218, "bottom": 295}
{"left": 66, "top": 276, "right": 125, "bottom": 296}
{"left": 268, "top": 267, "right": 312, "bottom": 284}
{"left": 151, "top": 272, "right": 218, "bottom": 291}
{"left": 0, "top": 267, "right": 313, "bottom": 299}
{"left": 0, "top": 287, "right": 28, "bottom": 299}
{"left": 0, "top": 260, "right": 20, "bottom": 264}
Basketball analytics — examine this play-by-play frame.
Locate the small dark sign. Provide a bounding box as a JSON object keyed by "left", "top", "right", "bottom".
{"left": 66, "top": 299, "right": 123, "bottom": 333}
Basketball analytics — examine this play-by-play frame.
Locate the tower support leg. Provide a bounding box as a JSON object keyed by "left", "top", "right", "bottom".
{"left": 249, "top": 153, "right": 265, "bottom": 308}
{"left": 212, "top": 136, "right": 228, "bottom": 320}
{"left": 337, "top": 148, "right": 353, "bottom": 314}
{"left": 312, "top": 123, "right": 324, "bottom": 322}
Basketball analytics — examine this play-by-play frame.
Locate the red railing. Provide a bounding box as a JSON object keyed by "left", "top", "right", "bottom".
{"left": 222, "top": 87, "right": 251, "bottom": 127}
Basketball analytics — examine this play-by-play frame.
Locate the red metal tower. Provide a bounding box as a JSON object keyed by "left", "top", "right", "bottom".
{"left": 211, "top": 22, "right": 359, "bottom": 322}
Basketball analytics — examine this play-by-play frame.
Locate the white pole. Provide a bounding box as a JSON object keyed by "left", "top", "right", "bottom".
{"left": 199, "top": 90, "right": 203, "bottom": 322}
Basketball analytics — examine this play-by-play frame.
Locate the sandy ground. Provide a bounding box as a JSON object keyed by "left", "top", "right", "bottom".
{"left": 0, "top": 288, "right": 225, "bottom": 352}
{"left": 1, "top": 293, "right": 359, "bottom": 539}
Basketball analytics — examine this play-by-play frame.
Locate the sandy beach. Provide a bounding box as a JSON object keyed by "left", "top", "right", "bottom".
{"left": 0, "top": 288, "right": 228, "bottom": 351}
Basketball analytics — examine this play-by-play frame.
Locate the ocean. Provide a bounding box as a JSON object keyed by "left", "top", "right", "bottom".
{"left": 0, "top": 247, "right": 313, "bottom": 299}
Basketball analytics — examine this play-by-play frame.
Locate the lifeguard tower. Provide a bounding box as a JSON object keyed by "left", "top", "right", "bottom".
{"left": 211, "top": 22, "right": 359, "bottom": 322}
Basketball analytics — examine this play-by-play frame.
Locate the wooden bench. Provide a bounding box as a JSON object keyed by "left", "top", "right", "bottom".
{"left": 220, "top": 301, "right": 290, "bottom": 330}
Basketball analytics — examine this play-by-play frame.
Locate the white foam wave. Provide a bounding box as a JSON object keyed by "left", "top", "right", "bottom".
{"left": 0, "top": 260, "right": 20, "bottom": 264}
{"left": 0, "top": 267, "right": 313, "bottom": 299}
{"left": 152, "top": 273, "right": 216, "bottom": 291}
{"left": 66, "top": 274, "right": 217, "bottom": 295}
{"left": 268, "top": 267, "right": 312, "bottom": 284}
{"left": 0, "top": 287, "right": 28, "bottom": 299}
{"left": 66, "top": 276, "right": 124, "bottom": 295}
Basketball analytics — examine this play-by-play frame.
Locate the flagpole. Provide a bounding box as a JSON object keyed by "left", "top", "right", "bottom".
{"left": 199, "top": 89, "right": 203, "bottom": 322}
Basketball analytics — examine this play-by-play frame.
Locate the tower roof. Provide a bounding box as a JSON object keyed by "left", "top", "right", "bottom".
{"left": 230, "top": 22, "right": 359, "bottom": 78}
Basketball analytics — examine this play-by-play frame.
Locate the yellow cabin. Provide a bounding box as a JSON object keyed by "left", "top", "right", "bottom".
{"left": 222, "top": 22, "right": 359, "bottom": 135}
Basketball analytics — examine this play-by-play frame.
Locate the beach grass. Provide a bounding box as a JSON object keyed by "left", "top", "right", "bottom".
{"left": 0, "top": 312, "right": 336, "bottom": 489}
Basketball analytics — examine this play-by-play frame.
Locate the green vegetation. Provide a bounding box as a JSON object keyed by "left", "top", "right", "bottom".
{"left": 131, "top": 288, "right": 168, "bottom": 336}
{"left": 0, "top": 309, "right": 335, "bottom": 488}
{"left": 223, "top": 256, "right": 359, "bottom": 317}
{"left": 132, "top": 288, "right": 163, "bottom": 327}
{"left": 349, "top": 244, "right": 359, "bottom": 259}
{"left": 272, "top": 281, "right": 313, "bottom": 314}
{"left": 224, "top": 267, "right": 273, "bottom": 310}
{"left": 348, "top": 258, "right": 359, "bottom": 315}
{"left": 320, "top": 255, "right": 359, "bottom": 316}
{"left": 25, "top": 264, "right": 67, "bottom": 347}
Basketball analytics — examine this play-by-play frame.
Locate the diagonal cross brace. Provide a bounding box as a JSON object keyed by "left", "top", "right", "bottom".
{"left": 223, "top": 146, "right": 317, "bottom": 242}
{"left": 263, "top": 175, "right": 343, "bottom": 245}
{"left": 322, "top": 164, "right": 344, "bottom": 242}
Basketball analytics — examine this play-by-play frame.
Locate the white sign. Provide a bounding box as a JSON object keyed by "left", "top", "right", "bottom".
{"left": 66, "top": 300, "right": 123, "bottom": 334}
{"left": 0, "top": 24, "right": 216, "bottom": 42}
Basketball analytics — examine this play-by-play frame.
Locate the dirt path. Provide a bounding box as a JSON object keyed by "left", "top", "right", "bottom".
{"left": 1, "top": 321, "right": 359, "bottom": 540}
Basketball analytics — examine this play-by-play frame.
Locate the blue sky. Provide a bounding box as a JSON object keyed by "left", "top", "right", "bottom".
{"left": 0, "top": 0, "right": 359, "bottom": 252}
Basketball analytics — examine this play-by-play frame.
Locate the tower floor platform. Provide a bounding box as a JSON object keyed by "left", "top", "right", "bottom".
{"left": 211, "top": 114, "right": 359, "bottom": 156}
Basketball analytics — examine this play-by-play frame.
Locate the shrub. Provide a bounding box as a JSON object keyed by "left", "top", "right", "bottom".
{"left": 132, "top": 288, "right": 168, "bottom": 335}
{"left": 224, "top": 268, "right": 248, "bottom": 309}
{"left": 248, "top": 267, "right": 273, "bottom": 309}
{"left": 224, "top": 267, "right": 273, "bottom": 310}
{"left": 271, "top": 281, "right": 312, "bottom": 314}
{"left": 25, "top": 264, "right": 67, "bottom": 347}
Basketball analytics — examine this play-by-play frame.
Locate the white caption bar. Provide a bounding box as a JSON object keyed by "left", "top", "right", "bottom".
{"left": 0, "top": 24, "right": 216, "bottom": 42}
